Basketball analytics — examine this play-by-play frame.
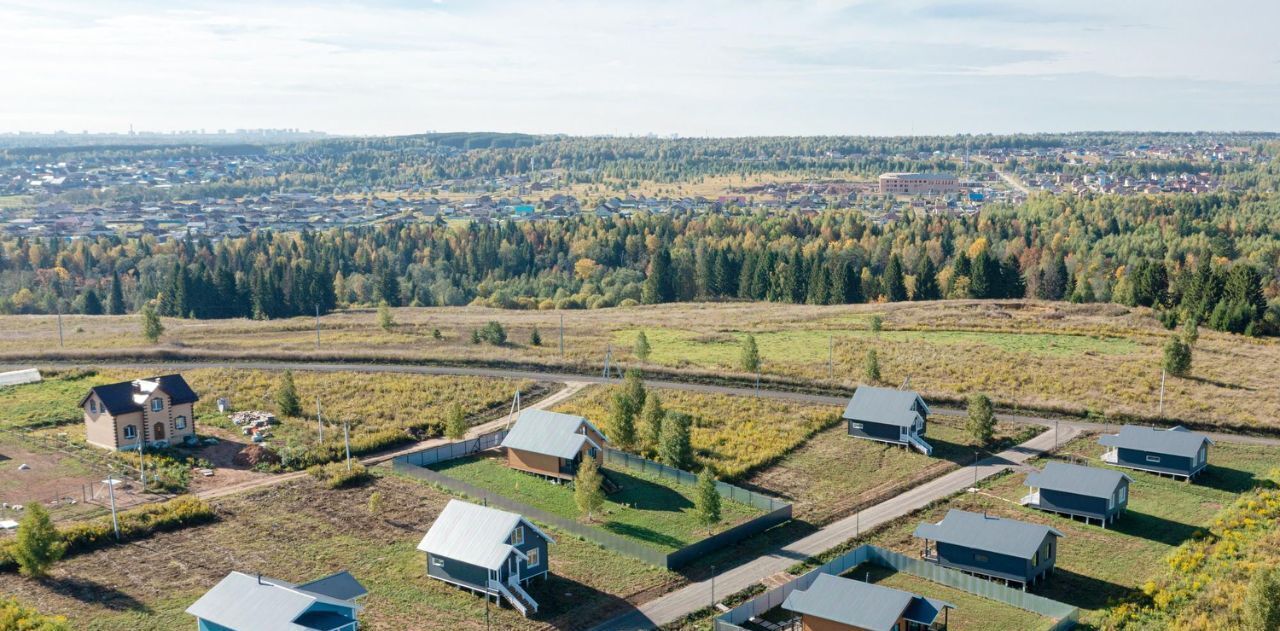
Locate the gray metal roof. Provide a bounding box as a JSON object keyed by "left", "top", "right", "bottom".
{"left": 842, "top": 385, "right": 928, "bottom": 428}
{"left": 782, "top": 574, "right": 952, "bottom": 631}
{"left": 185, "top": 571, "right": 362, "bottom": 631}
{"left": 1025, "top": 462, "right": 1130, "bottom": 499}
{"left": 1098, "top": 425, "right": 1212, "bottom": 459}
{"left": 913, "top": 509, "right": 1064, "bottom": 560}
{"left": 500, "top": 409, "right": 604, "bottom": 459}
{"left": 297, "top": 570, "right": 368, "bottom": 601}
{"left": 417, "top": 499, "right": 554, "bottom": 571}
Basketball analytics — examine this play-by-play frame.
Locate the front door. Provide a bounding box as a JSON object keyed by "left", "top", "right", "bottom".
{"left": 154, "top": 422, "right": 166, "bottom": 441}
{"left": 508, "top": 554, "right": 518, "bottom": 583}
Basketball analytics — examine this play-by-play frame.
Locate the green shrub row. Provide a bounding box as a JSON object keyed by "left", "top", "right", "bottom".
{"left": 307, "top": 462, "right": 371, "bottom": 489}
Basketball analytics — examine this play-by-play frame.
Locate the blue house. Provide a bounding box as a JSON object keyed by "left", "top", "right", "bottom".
{"left": 913, "top": 509, "right": 1063, "bottom": 589}
{"left": 782, "top": 573, "right": 954, "bottom": 631}
{"left": 1099, "top": 425, "right": 1213, "bottom": 480}
{"left": 843, "top": 385, "right": 933, "bottom": 456}
{"left": 1023, "top": 461, "right": 1131, "bottom": 527}
{"left": 417, "top": 499, "right": 554, "bottom": 617}
{"left": 186, "top": 570, "right": 366, "bottom": 631}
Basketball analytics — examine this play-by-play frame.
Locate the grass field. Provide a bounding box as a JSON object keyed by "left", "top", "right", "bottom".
{"left": 552, "top": 385, "right": 839, "bottom": 480}
{"left": 430, "top": 454, "right": 762, "bottom": 551}
{"left": 852, "top": 434, "right": 1280, "bottom": 625}
{"left": 3, "top": 300, "right": 1276, "bottom": 430}
{"left": 743, "top": 415, "right": 1041, "bottom": 524}
{"left": 0, "top": 472, "right": 678, "bottom": 630}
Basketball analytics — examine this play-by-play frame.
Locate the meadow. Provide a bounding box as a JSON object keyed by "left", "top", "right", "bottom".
{"left": 844, "top": 434, "right": 1280, "bottom": 625}
{"left": 0, "top": 472, "right": 679, "bottom": 630}
{"left": 430, "top": 454, "right": 762, "bottom": 551}
{"left": 551, "top": 385, "right": 840, "bottom": 480}
{"left": 2, "top": 300, "right": 1277, "bottom": 430}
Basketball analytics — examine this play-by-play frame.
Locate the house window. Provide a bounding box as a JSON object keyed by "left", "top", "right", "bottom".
{"left": 526, "top": 548, "right": 540, "bottom": 569}
{"left": 1119, "top": 486, "right": 1127, "bottom": 503}
{"left": 850, "top": 422, "right": 864, "bottom": 430}
{"left": 1032, "top": 552, "right": 1039, "bottom": 566}
{"left": 150, "top": 399, "right": 164, "bottom": 412}
{"left": 89, "top": 400, "right": 97, "bottom": 413}
{"left": 512, "top": 526, "right": 524, "bottom": 545}
{"left": 973, "top": 553, "right": 988, "bottom": 563}
{"left": 1145, "top": 454, "right": 1161, "bottom": 463}
{"left": 175, "top": 416, "right": 187, "bottom": 430}
{"left": 431, "top": 556, "right": 444, "bottom": 567}
{"left": 123, "top": 425, "right": 137, "bottom": 440}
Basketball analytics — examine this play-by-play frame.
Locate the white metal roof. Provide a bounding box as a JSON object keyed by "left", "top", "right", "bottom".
{"left": 417, "top": 499, "right": 554, "bottom": 571}
{"left": 500, "top": 409, "right": 604, "bottom": 459}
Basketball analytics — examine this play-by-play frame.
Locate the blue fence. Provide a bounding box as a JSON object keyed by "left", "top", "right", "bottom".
{"left": 392, "top": 434, "right": 792, "bottom": 570}
{"left": 714, "top": 545, "right": 1078, "bottom": 631}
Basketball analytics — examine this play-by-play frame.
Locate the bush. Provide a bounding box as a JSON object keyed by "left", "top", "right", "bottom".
{"left": 307, "top": 461, "right": 370, "bottom": 489}
{"left": 12, "top": 504, "right": 63, "bottom": 577}
{"left": 966, "top": 393, "right": 995, "bottom": 446}
{"left": 475, "top": 321, "right": 507, "bottom": 345}
{"left": 0, "top": 496, "right": 215, "bottom": 572}
{"left": 1163, "top": 336, "right": 1192, "bottom": 377}
{"left": 0, "top": 597, "right": 70, "bottom": 631}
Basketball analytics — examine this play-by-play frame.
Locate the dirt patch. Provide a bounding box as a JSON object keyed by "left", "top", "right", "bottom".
{"left": 0, "top": 434, "right": 149, "bottom": 522}
{"left": 183, "top": 430, "right": 274, "bottom": 495}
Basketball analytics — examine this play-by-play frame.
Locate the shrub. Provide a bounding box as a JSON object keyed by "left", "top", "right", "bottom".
{"left": 444, "top": 402, "right": 467, "bottom": 440}
{"left": 0, "top": 597, "right": 70, "bottom": 631}
{"left": 141, "top": 302, "right": 164, "bottom": 342}
{"left": 12, "top": 504, "right": 64, "bottom": 577}
{"left": 529, "top": 326, "right": 542, "bottom": 346}
{"left": 377, "top": 301, "right": 395, "bottom": 331}
{"left": 307, "top": 461, "right": 370, "bottom": 489}
{"left": 863, "top": 349, "right": 881, "bottom": 383}
{"left": 476, "top": 321, "right": 507, "bottom": 345}
{"left": 1163, "top": 336, "right": 1192, "bottom": 377}
{"left": 634, "top": 330, "right": 651, "bottom": 362}
{"left": 1245, "top": 567, "right": 1280, "bottom": 631}
{"left": 966, "top": 393, "right": 995, "bottom": 446}
{"left": 740, "top": 334, "right": 760, "bottom": 372}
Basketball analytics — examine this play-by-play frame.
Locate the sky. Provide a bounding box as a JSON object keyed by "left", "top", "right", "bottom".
{"left": 1, "top": 0, "right": 1278, "bottom": 136}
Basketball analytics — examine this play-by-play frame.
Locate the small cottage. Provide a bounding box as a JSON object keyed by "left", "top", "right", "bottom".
{"left": 842, "top": 385, "right": 933, "bottom": 455}
{"left": 80, "top": 374, "right": 199, "bottom": 451}
{"left": 186, "top": 570, "right": 366, "bottom": 631}
{"left": 417, "top": 499, "right": 553, "bottom": 616}
{"left": 913, "top": 509, "right": 1063, "bottom": 588}
{"left": 500, "top": 409, "right": 607, "bottom": 480}
{"left": 781, "top": 573, "right": 954, "bottom": 631}
{"left": 1099, "top": 425, "right": 1212, "bottom": 480}
{"left": 1023, "top": 461, "right": 1131, "bottom": 526}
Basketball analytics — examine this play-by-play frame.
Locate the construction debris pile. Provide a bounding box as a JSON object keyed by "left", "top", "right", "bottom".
{"left": 230, "top": 411, "right": 278, "bottom": 443}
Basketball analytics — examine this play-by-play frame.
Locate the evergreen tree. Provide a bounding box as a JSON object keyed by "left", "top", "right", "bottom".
{"left": 377, "top": 266, "right": 400, "bottom": 307}
{"left": 1163, "top": 336, "right": 1193, "bottom": 377}
{"left": 140, "top": 302, "right": 164, "bottom": 343}
{"left": 622, "top": 368, "right": 646, "bottom": 415}
{"left": 81, "top": 289, "right": 103, "bottom": 315}
{"left": 642, "top": 246, "right": 674, "bottom": 304}
{"left": 634, "top": 330, "right": 651, "bottom": 362}
{"left": 884, "top": 255, "right": 907, "bottom": 302}
{"left": 640, "top": 392, "right": 665, "bottom": 452}
{"left": 108, "top": 271, "right": 125, "bottom": 315}
{"left": 529, "top": 326, "right": 542, "bottom": 346}
{"left": 658, "top": 411, "right": 693, "bottom": 470}
{"left": 276, "top": 370, "right": 302, "bottom": 417}
{"left": 863, "top": 349, "right": 881, "bottom": 383}
{"left": 377, "top": 301, "right": 394, "bottom": 331}
{"left": 914, "top": 255, "right": 940, "bottom": 301}
{"left": 12, "top": 503, "right": 64, "bottom": 578}
{"left": 966, "top": 393, "right": 996, "bottom": 446}
{"left": 695, "top": 467, "right": 722, "bottom": 528}
{"left": 444, "top": 402, "right": 467, "bottom": 439}
{"left": 740, "top": 334, "right": 760, "bottom": 372}
{"left": 574, "top": 455, "right": 605, "bottom": 521}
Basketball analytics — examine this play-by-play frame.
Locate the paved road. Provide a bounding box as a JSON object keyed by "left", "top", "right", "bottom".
{"left": 590, "top": 424, "right": 1082, "bottom": 630}
{"left": 16, "top": 359, "right": 1276, "bottom": 447}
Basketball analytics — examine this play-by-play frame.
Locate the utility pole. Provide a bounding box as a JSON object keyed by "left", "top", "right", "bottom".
{"left": 973, "top": 451, "right": 979, "bottom": 487}
{"left": 710, "top": 565, "right": 716, "bottom": 609}
{"left": 343, "top": 421, "right": 351, "bottom": 471}
{"left": 828, "top": 334, "right": 834, "bottom": 380}
{"left": 603, "top": 345, "right": 615, "bottom": 380}
{"left": 316, "top": 397, "right": 324, "bottom": 443}
{"left": 315, "top": 304, "right": 321, "bottom": 350}
{"left": 755, "top": 368, "right": 760, "bottom": 397}
{"left": 1158, "top": 369, "right": 1166, "bottom": 418}
{"left": 1054, "top": 420, "right": 1059, "bottom": 450}
{"left": 138, "top": 440, "right": 146, "bottom": 488}
{"left": 56, "top": 304, "right": 64, "bottom": 348}
{"left": 559, "top": 313, "right": 564, "bottom": 358}
{"left": 106, "top": 471, "right": 120, "bottom": 540}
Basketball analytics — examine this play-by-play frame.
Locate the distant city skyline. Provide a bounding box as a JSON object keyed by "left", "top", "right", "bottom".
{"left": 2, "top": 0, "right": 1278, "bottom": 136}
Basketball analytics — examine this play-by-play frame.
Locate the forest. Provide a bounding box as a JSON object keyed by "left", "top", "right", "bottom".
{"left": 0, "top": 188, "right": 1276, "bottom": 336}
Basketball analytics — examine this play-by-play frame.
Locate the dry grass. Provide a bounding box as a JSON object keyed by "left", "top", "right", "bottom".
{"left": 2, "top": 299, "right": 1277, "bottom": 429}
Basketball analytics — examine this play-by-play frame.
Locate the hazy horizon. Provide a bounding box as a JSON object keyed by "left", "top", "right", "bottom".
{"left": 3, "top": 0, "right": 1279, "bottom": 136}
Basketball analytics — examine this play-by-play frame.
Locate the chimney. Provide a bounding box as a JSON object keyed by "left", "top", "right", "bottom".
{"left": 257, "top": 573, "right": 262, "bottom": 585}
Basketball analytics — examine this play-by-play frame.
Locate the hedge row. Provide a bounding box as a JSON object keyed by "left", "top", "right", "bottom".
{"left": 0, "top": 496, "right": 215, "bottom": 572}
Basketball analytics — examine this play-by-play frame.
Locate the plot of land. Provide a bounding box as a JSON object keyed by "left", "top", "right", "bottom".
{"left": 431, "top": 453, "right": 763, "bottom": 551}
{"left": 743, "top": 415, "right": 1041, "bottom": 524}
{"left": 856, "top": 434, "right": 1280, "bottom": 625}
{"left": 552, "top": 385, "right": 839, "bottom": 480}
{"left": 0, "top": 472, "right": 678, "bottom": 630}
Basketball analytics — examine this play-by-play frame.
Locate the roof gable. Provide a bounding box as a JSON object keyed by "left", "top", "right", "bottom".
{"left": 782, "top": 574, "right": 947, "bottom": 631}
{"left": 500, "top": 409, "right": 605, "bottom": 459}
{"left": 81, "top": 374, "right": 199, "bottom": 415}
{"left": 913, "top": 509, "right": 1064, "bottom": 559}
{"left": 417, "top": 500, "right": 554, "bottom": 570}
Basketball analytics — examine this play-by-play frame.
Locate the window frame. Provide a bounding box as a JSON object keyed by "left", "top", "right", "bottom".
{"left": 1145, "top": 454, "right": 1161, "bottom": 464}
{"left": 512, "top": 525, "right": 524, "bottom": 546}
{"left": 123, "top": 425, "right": 137, "bottom": 440}
{"left": 849, "top": 422, "right": 864, "bottom": 431}
{"left": 150, "top": 398, "right": 164, "bottom": 412}
{"left": 175, "top": 415, "right": 187, "bottom": 430}
{"left": 526, "top": 548, "right": 540, "bottom": 569}
{"left": 431, "top": 555, "right": 445, "bottom": 568}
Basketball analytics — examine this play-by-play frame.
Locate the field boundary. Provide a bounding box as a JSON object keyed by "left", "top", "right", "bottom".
{"left": 713, "top": 544, "right": 1078, "bottom": 631}
{"left": 392, "top": 431, "right": 793, "bottom": 570}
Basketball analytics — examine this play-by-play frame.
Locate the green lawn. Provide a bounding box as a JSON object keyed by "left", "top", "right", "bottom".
{"left": 855, "top": 435, "right": 1280, "bottom": 624}
{"left": 612, "top": 326, "right": 1138, "bottom": 369}
{"left": 743, "top": 415, "right": 1042, "bottom": 524}
{"left": 431, "top": 454, "right": 763, "bottom": 551}
{"left": 853, "top": 565, "right": 1055, "bottom": 631}
{"left": 0, "top": 369, "right": 112, "bottom": 430}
